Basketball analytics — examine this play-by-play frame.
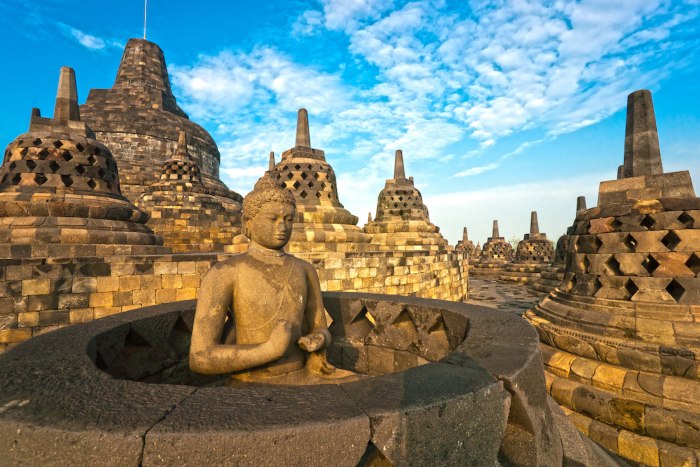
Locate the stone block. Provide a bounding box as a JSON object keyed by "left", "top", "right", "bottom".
{"left": 22, "top": 279, "right": 50, "bottom": 296}
{"left": 618, "top": 430, "right": 659, "bottom": 467}
{"left": 89, "top": 292, "right": 113, "bottom": 308}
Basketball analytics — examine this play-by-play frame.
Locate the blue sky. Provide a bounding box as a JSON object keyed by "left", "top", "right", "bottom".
{"left": 2, "top": 0, "right": 699, "bottom": 244}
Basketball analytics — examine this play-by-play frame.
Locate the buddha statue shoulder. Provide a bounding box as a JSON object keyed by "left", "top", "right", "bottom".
{"left": 189, "top": 175, "right": 356, "bottom": 384}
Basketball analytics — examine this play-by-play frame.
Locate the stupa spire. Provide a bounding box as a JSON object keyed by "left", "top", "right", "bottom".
{"left": 463, "top": 226, "right": 468, "bottom": 242}
{"left": 53, "top": 66, "right": 80, "bottom": 122}
{"left": 295, "top": 109, "right": 311, "bottom": 147}
{"left": 268, "top": 151, "right": 276, "bottom": 172}
{"left": 576, "top": 196, "right": 587, "bottom": 214}
{"left": 622, "top": 90, "right": 662, "bottom": 178}
{"left": 394, "top": 149, "right": 406, "bottom": 179}
{"left": 492, "top": 220, "right": 500, "bottom": 238}
{"left": 530, "top": 211, "right": 540, "bottom": 235}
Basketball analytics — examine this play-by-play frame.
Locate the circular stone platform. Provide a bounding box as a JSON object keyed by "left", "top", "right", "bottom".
{"left": 0, "top": 293, "right": 615, "bottom": 466}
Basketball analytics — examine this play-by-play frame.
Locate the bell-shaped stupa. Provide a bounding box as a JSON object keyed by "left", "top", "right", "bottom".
{"left": 532, "top": 196, "right": 586, "bottom": 294}
{"left": 526, "top": 90, "right": 700, "bottom": 465}
{"left": 470, "top": 220, "right": 514, "bottom": 276}
{"left": 455, "top": 227, "right": 477, "bottom": 257}
{"left": 500, "top": 211, "right": 554, "bottom": 283}
{"left": 364, "top": 150, "right": 447, "bottom": 251}
{"left": 136, "top": 130, "right": 242, "bottom": 252}
{"left": 0, "top": 67, "right": 166, "bottom": 259}
{"left": 80, "top": 38, "right": 242, "bottom": 207}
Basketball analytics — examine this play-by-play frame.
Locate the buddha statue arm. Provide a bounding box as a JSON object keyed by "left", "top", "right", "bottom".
{"left": 297, "top": 263, "right": 331, "bottom": 352}
{"left": 189, "top": 264, "right": 292, "bottom": 375}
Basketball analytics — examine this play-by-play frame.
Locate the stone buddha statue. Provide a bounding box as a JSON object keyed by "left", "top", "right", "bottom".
{"left": 189, "top": 175, "right": 356, "bottom": 385}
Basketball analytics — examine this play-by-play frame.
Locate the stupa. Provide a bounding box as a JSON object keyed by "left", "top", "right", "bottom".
{"left": 532, "top": 197, "right": 586, "bottom": 294}
{"left": 500, "top": 211, "right": 554, "bottom": 283}
{"left": 135, "top": 131, "right": 241, "bottom": 252}
{"left": 526, "top": 90, "right": 700, "bottom": 466}
{"left": 231, "top": 109, "right": 371, "bottom": 254}
{"left": 364, "top": 150, "right": 448, "bottom": 251}
{"left": 470, "top": 220, "right": 513, "bottom": 276}
{"left": 80, "top": 38, "right": 242, "bottom": 207}
{"left": 455, "top": 226, "right": 477, "bottom": 258}
{"left": 0, "top": 67, "right": 166, "bottom": 260}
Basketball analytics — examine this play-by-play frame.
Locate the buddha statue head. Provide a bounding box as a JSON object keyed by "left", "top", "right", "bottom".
{"left": 242, "top": 175, "right": 296, "bottom": 250}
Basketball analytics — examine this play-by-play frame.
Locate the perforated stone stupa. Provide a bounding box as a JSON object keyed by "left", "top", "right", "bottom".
{"left": 500, "top": 211, "right": 554, "bottom": 284}
{"left": 232, "top": 109, "right": 371, "bottom": 254}
{"left": 80, "top": 38, "right": 241, "bottom": 207}
{"left": 136, "top": 131, "right": 241, "bottom": 252}
{"left": 526, "top": 90, "right": 700, "bottom": 466}
{"left": 364, "top": 150, "right": 447, "bottom": 251}
{"left": 470, "top": 220, "right": 513, "bottom": 276}
{"left": 455, "top": 227, "right": 477, "bottom": 258}
{"left": 533, "top": 196, "right": 586, "bottom": 294}
{"left": 0, "top": 67, "right": 166, "bottom": 260}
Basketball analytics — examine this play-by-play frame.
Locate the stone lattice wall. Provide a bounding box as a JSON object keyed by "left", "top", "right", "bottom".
{"left": 0, "top": 250, "right": 467, "bottom": 352}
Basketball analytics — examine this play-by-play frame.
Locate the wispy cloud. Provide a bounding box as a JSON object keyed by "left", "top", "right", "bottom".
{"left": 58, "top": 23, "right": 123, "bottom": 51}
{"left": 453, "top": 163, "right": 498, "bottom": 177}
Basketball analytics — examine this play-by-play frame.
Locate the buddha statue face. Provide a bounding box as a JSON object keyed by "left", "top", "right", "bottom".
{"left": 246, "top": 202, "right": 294, "bottom": 250}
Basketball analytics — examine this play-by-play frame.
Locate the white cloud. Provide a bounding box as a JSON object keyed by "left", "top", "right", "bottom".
{"left": 453, "top": 163, "right": 498, "bottom": 177}
{"left": 58, "top": 23, "right": 122, "bottom": 51}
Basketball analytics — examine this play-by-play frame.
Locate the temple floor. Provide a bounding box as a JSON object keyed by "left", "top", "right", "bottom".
{"left": 466, "top": 278, "right": 546, "bottom": 315}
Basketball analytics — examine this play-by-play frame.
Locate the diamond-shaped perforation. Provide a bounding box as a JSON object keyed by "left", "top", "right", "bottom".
{"left": 640, "top": 214, "right": 656, "bottom": 230}
{"left": 25, "top": 160, "right": 36, "bottom": 171}
{"left": 32, "top": 138, "right": 42, "bottom": 145}
{"left": 294, "top": 164, "right": 301, "bottom": 170}
{"left": 592, "top": 278, "right": 602, "bottom": 294}
{"left": 678, "top": 212, "right": 694, "bottom": 229}
{"left": 604, "top": 255, "right": 622, "bottom": 275}
{"left": 685, "top": 253, "right": 700, "bottom": 275}
{"left": 595, "top": 236, "right": 603, "bottom": 252}
{"left": 611, "top": 218, "right": 623, "bottom": 230}
{"left": 641, "top": 255, "right": 660, "bottom": 275}
{"left": 299, "top": 190, "right": 308, "bottom": 199}
{"left": 301, "top": 172, "right": 308, "bottom": 180}
{"left": 76, "top": 165, "right": 85, "bottom": 175}
{"left": 624, "top": 278, "right": 639, "bottom": 299}
{"left": 286, "top": 172, "right": 293, "bottom": 180}
{"left": 292, "top": 181, "right": 301, "bottom": 189}
{"left": 60, "top": 175, "right": 73, "bottom": 187}
{"left": 87, "top": 154, "right": 97, "bottom": 165}
{"left": 661, "top": 230, "right": 681, "bottom": 250}
{"left": 11, "top": 173, "right": 21, "bottom": 185}
{"left": 60, "top": 150, "right": 72, "bottom": 161}
{"left": 87, "top": 179, "right": 97, "bottom": 189}
{"left": 37, "top": 148, "right": 49, "bottom": 160}
{"left": 52, "top": 140, "right": 63, "bottom": 149}
{"left": 666, "top": 279, "right": 685, "bottom": 302}
{"left": 34, "top": 173, "right": 47, "bottom": 185}
{"left": 624, "top": 233, "right": 637, "bottom": 252}
{"left": 49, "top": 161, "right": 60, "bottom": 173}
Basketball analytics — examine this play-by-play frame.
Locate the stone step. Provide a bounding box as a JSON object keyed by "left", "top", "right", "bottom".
{"left": 546, "top": 371, "right": 700, "bottom": 451}
{"left": 563, "top": 405, "right": 700, "bottom": 467}
{"left": 541, "top": 344, "right": 700, "bottom": 413}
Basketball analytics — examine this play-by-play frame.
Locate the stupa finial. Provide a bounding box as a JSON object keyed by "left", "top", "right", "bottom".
{"left": 576, "top": 196, "right": 587, "bottom": 214}
{"left": 54, "top": 66, "right": 80, "bottom": 122}
{"left": 622, "top": 90, "right": 662, "bottom": 178}
{"left": 394, "top": 149, "right": 406, "bottom": 179}
{"left": 296, "top": 109, "right": 311, "bottom": 147}
{"left": 269, "top": 151, "right": 276, "bottom": 172}
{"left": 492, "top": 220, "right": 500, "bottom": 238}
{"left": 463, "top": 227, "right": 468, "bottom": 242}
{"left": 174, "top": 130, "right": 188, "bottom": 159}
{"left": 530, "top": 211, "right": 539, "bottom": 235}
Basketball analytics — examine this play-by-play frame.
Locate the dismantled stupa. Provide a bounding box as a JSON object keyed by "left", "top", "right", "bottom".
{"left": 364, "top": 150, "right": 447, "bottom": 251}
{"left": 80, "top": 38, "right": 242, "bottom": 211}
{"left": 470, "top": 220, "right": 514, "bottom": 276}
{"left": 526, "top": 90, "right": 700, "bottom": 466}
{"left": 455, "top": 226, "right": 477, "bottom": 258}
{"left": 532, "top": 196, "right": 586, "bottom": 294}
{"left": 500, "top": 211, "right": 554, "bottom": 283}
{"left": 135, "top": 130, "right": 241, "bottom": 252}
{"left": 0, "top": 67, "right": 166, "bottom": 260}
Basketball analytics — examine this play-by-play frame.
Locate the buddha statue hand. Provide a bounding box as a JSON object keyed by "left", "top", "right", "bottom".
{"left": 298, "top": 331, "right": 328, "bottom": 352}
{"left": 263, "top": 320, "right": 294, "bottom": 360}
